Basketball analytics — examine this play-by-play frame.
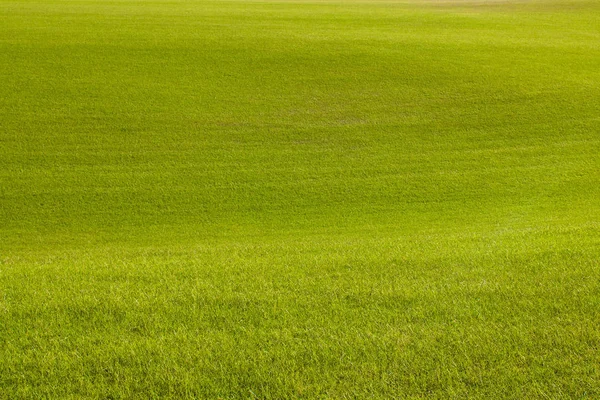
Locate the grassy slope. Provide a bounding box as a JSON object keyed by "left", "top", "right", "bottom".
{"left": 1, "top": 0, "right": 600, "bottom": 397}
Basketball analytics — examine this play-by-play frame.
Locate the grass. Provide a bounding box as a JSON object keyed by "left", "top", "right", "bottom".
{"left": 1, "top": 0, "right": 600, "bottom": 397}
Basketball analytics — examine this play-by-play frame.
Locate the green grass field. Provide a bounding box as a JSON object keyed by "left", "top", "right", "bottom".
{"left": 1, "top": 0, "right": 600, "bottom": 398}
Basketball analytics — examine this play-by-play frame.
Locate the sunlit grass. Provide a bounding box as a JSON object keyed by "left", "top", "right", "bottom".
{"left": 1, "top": 0, "right": 599, "bottom": 397}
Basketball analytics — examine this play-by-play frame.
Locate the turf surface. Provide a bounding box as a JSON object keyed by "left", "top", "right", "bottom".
{"left": 1, "top": 0, "right": 600, "bottom": 398}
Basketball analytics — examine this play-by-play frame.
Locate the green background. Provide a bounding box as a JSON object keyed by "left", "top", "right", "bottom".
{"left": 1, "top": 0, "right": 599, "bottom": 397}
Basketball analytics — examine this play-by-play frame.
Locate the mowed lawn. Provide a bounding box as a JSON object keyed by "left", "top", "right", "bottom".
{"left": 1, "top": 0, "right": 600, "bottom": 398}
